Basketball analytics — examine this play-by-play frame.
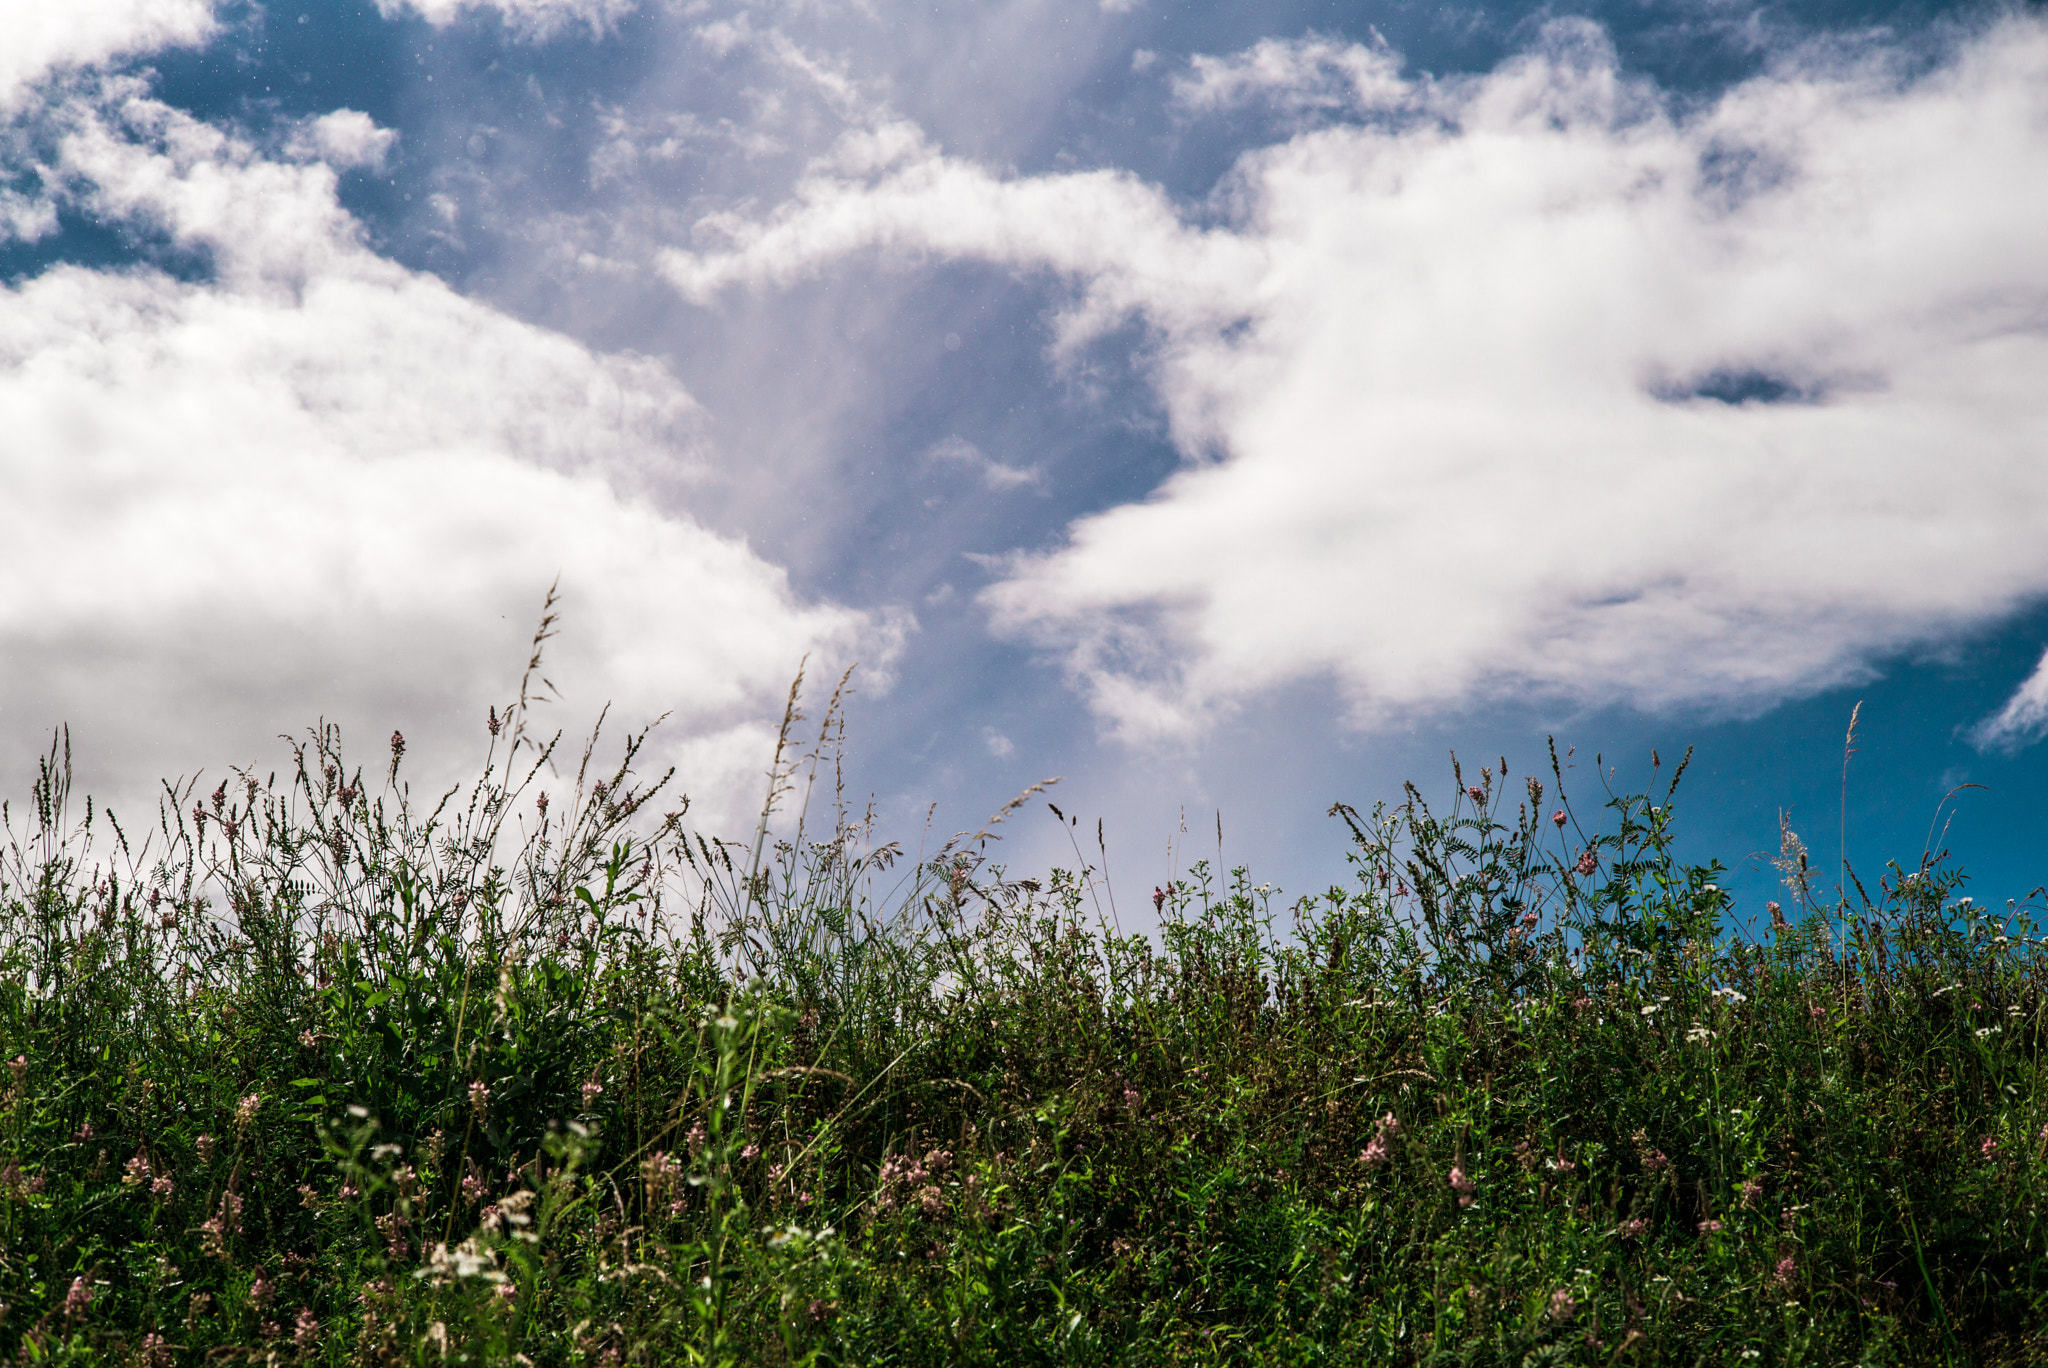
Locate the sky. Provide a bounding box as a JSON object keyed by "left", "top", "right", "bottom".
{"left": 3, "top": 0, "right": 2047, "bottom": 927}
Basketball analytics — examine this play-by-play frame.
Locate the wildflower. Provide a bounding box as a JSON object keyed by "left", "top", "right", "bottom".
{"left": 1360, "top": 1112, "right": 1400, "bottom": 1168}
{"left": 1448, "top": 1164, "right": 1477, "bottom": 1208}
{"left": 196, "top": 1134, "right": 215, "bottom": 1165}
{"left": 1809, "top": 1005, "right": 1825, "bottom": 1020}
{"left": 1466, "top": 785, "right": 1486, "bottom": 803}
{"left": 6, "top": 1056, "right": 25, "bottom": 1085}
{"left": 249, "top": 1274, "right": 274, "bottom": 1309}
{"left": 1773, "top": 1254, "right": 1797, "bottom": 1287}
{"left": 740, "top": 1143, "right": 760, "bottom": 1162}
{"left": 1739, "top": 1176, "right": 1764, "bottom": 1208}
{"left": 74, "top": 1121, "right": 94, "bottom": 1142}
{"left": 469, "top": 1080, "right": 490, "bottom": 1121}
{"left": 377, "top": 1211, "right": 410, "bottom": 1262}
{"left": 152, "top": 1174, "right": 174, "bottom": 1200}
{"left": 294, "top": 1307, "right": 319, "bottom": 1352}
{"left": 235, "top": 1094, "right": 262, "bottom": 1131}
{"left": 1548, "top": 1289, "right": 1576, "bottom": 1323}
{"left": 64, "top": 1277, "right": 92, "bottom": 1318}
{"left": 1552, "top": 810, "right": 1567, "bottom": 827}
{"left": 123, "top": 1151, "right": 152, "bottom": 1188}
{"left": 581, "top": 1075, "right": 604, "bottom": 1108}
{"left": 1153, "top": 886, "right": 1166, "bottom": 913}
{"left": 1698, "top": 1219, "right": 1724, "bottom": 1234}
{"left": 917, "top": 1185, "right": 946, "bottom": 1218}
{"left": 1644, "top": 1149, "right": 1670, "bottom": 1172}
{"left": 1575, "top": 850, "right": 1598, "bottom": 877}
{"left": 1617, "top": 1218, "right": 1647, "bottom": 1239}
{"left": 137, "top": 1332, "right": 171, "bottom": 1367}
{"left": 1123, "top": 1087, "right": 1141, "bottom": 1110}
{"left": 685, "top": 1121, "right": 707, "bottom": 1154}
{"left": 495, "top": 1281, "right": 517, "bottom": 1304}
{"left": 1980, "top": 1135, "right": 2000, "bottom": 1161}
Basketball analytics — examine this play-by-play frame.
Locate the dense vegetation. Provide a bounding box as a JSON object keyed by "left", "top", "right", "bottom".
{"left": 1, "top": 660, "right": 2044, "bottom": 1365}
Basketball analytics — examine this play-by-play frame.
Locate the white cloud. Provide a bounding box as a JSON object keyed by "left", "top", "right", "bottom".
{"left": 662, "top": 17, "right": 2048, "bottom": 741}
{"left": 0, "top": 0, "right": 215, "bottom": 112}
{"left": 1970, "top": 648, "right": 2048, "bottom": 754}
{"left": 373, "top": 0, "right": 636, "bottom": 41}
{"left": 1171, "top": 34, "right": 1408, "bottom": 116}
{"left": 286, "top": 109, "right": 398, "bottom": 171}
{"left": 927, "top": 435, "right": 1040, "bottom": 491}
{"left": 0, "top": 87, "right": 887, "bottom": 833}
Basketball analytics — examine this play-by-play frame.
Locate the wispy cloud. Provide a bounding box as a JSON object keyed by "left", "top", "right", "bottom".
{"left": 927, "top": 436, "right": 1041, "bottom": 492}
{"left": 1970, "top": 648, "right": 2048, "bottom": 754}
{"left": 372, "top": 0, "right": 636, "bottom": 41}
{"left": 662, "top": 16, "right": 2048, "bottom": 741}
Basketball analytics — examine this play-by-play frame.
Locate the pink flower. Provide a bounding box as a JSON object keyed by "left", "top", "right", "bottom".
{"left": 1551, "top": 810, "right": 1567, "bottom": 827}
{"left": 1773, "top": 1254, "right": 1797, "bottom": 1286}
{"left": 1448, "top": 1164, "right": 1477, "bottom": 1208}
{"left": 1980, "top": 1136, "right": 2001, "bottom": 1160}
{"left": 1467, "top": 786, "right": 1486, "bottom": 803}
{"left": 1575, "top": 850, "right": 1598, "bottom": 877}
{"left": 740, "top": 1143, "right": 760, "bottom": 1162}
{"left": 1617, "top": 1218, "right": 1647, "bottom": 1239}
{"left": 1739, "top": 1176, "right": 1764, "bottom": 1208}
{"left": 1359, "top": 1135, "right": 1390, "bottom": 1168}
{"left": 1643, "top": 1149, "right": 1669, "bottom": 1172}
{"left": 1698, "top": 1219, "right": 1724, "bottom": 1234}
{"left": 64, "top": 1276, "right": 93, "bottom": 1317}
{"left": 1548, "top": 1289, "right": 1576, "bottom": 1322}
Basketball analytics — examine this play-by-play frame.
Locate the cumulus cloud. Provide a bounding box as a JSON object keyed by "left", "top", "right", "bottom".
{"left": 0, "top": 0, "right": 215, "bottom": 112}
{"left": 0, "top": 86, "right": 886, "bottom": 832}
{"left": 662, "top": 17, "right": 2048, "bottom": 741}
{"left": 373, "top": 0, "right": 636, "bottom": 41}
{"left": 285, "top": 109, "right": 398, "bottom": 171}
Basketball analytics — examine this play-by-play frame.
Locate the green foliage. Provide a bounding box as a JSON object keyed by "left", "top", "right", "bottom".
{"left": 1, "top": 699, "right": 2045, "bottom": 1367}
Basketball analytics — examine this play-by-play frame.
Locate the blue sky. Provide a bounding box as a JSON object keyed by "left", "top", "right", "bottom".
{"left": 4, "top": 0, "right": 2047, "bottom": 925}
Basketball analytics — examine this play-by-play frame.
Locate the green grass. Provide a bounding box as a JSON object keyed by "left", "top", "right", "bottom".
{"left": 1, "top": 666, "right": 2045, "bottom": 1366}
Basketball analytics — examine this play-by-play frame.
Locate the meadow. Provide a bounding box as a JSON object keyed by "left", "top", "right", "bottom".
{"left": 1, "top": 639, "right": 2044, "bottom": 1366}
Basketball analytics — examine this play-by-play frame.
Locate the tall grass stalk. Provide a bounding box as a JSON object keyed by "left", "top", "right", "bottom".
{"left": 0, "top": 661, "right": 2044, "bottom": 1365}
